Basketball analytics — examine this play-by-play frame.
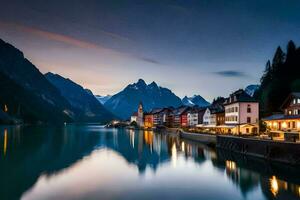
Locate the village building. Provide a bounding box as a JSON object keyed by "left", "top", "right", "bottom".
{"left": 172, "top": 106, "right": 189, "bottom": 128}
{"left": 136, "top": 102, "right": 144, "bottom": 127}
{"left": 151, "top": 108, "right": 165, "bottom": 126}
{"left": 143, "top": 107, "right": 173, "bottom": 128}
{"left": 157, "top": 107, "right": 173, "bottom": 127}
{"left": 223, "top": 89, "right": 259, "bottom": 135}
{"left": 187, "top": 107, "right": 206, "bottom": 127}
{"left": 263, "top": 93, "right": 300, "bottom": 139}
{"left": 130, "top": 102, "right": 144, "bottom": 127}
{"left": 199, "top": 105, "right": 224, "bottom": 132}
{"left": 144, "top": 112, "right": 153, "bottom": 129}
{"left": 130, "top": 112, "right": 138, "bottom": 123}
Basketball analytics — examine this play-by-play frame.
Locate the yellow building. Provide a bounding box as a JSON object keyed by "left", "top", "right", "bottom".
{"left": 262, "top": 93, "right": 300, "bottom": 140}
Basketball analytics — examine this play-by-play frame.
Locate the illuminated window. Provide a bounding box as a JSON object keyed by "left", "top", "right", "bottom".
{"left": 4, "top": 104, "right": 8, "bottom": 112}
{"left": 294, "top": 109, "right": 298, "bottom": 115}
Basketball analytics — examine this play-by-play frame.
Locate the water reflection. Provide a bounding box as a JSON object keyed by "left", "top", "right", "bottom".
{"left": 0, "top": 125, "right": 300, "bottom": 200}
{"left": 3, "top": 128, "right": 7, "bottom": 156}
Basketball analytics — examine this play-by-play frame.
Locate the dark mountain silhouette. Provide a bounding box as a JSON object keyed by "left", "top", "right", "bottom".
{"left": 0, "top": 39, "right": 75, "bottom": 124}
{"left": 104, "top": 79, "right": 182, "bottom": 119}
{"left": 45, "top": 72, "right": 115, "bottom": 123}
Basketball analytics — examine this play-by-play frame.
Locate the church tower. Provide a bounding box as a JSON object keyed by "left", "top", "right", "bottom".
{"left": 137, "top": 102, "right": 144, "bottom": 127}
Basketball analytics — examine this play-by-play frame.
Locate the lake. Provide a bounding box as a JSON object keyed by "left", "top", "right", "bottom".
{"left": 0, "top": 125, "right": 300, "bottom": 200}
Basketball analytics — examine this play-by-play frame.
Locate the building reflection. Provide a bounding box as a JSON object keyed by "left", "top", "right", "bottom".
{"left": 219, "top": 154, "right": 300, "bottom": 200}
{"left": 261, "top": 175, "right": 300, "bottom": 199}
{"left": 2, "top": 126, "right": 300, "bottom": 200}
{"left": 129, "top": 129, "right": 135, "bottom": 149}
{"left": 3, "top": 129, "right": 7, "bottom": 156}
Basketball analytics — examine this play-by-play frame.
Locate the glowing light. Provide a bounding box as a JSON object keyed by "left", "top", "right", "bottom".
{"left": 181, "top": 141, "right": 185, "bottom": 152}
{"left": 112, "top": 120, "right": 119, "bottom": 125}
{"left": 225, "top": 160, "right": 236, "bottom": 171}
{"left": 129, "top": 129, "right": 135, "bottom": 148}
{"left": 297, "top": 121, "right": 300, "bottom": 129}
{"left": 171, "top": 143, "right": 177, "bottom": 167}
{"left": 282, "top": 122, "right": 287, "bottom": 129}
{"left": 273, "top": 122, "right": 278, "bottom": 128}
{"left": 3, "top": 129, "right": 7, "bottom": 156}
{"left": 267, "top": 122, "right": 272, "bottom": 127}
{"left": 144, "top": 131, "right": 153, "bottom": 145}
{"left": 270, "top": 176, "right": 279, "bottom": 197}
{"left": 4, "top": 104, "right": 8, "bottom": 112}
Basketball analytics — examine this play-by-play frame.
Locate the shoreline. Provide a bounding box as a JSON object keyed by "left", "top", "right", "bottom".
{"left": 162, "top": 128, "right": 300, "bottom": 166}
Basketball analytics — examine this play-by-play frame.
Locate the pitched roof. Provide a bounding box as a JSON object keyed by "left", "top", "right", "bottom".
{"left": 173, "top": 106, "right": 189, "bottom": 115}
{"left": 224, "top": 89, "right": 257, "bottom": 105}
{"left": 211, "top": 107, "right": 225, "bottom": 114}
{"left": 262, "top": 113, "right": 300, "bottom": 121}
{"left": 150, "top": 108, "right": 164, "bottom": 114}
{"left": 280, "top": 92, "right": 300, "bottom": 109}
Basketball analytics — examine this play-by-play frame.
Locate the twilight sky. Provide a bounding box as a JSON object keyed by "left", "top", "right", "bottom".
{"left": 0, "top": 0, "right": 300, "bottom": 101}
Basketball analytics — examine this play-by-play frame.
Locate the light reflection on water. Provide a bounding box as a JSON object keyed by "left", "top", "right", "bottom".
{"left": 0, "top": 125, "right": 300, "bottom": 200}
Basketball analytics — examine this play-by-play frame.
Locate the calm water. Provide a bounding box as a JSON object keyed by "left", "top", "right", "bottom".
{"left": 1, "top": 125, "right": 300, "bottom": 200}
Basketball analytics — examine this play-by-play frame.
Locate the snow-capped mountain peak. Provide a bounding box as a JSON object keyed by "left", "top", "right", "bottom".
{"left": 182, "top": 95, "right": 210, "bottom": 107}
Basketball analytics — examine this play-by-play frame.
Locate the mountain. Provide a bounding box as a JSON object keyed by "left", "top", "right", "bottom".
{"left": 104, "top": 79, "right": 182, "bottom": 119}
{"left": 0, "top": 39, "right": 75, "bottom": 124}
{"left": 182, "top": 95, "right": 210, "bottom": 107}
{"left": 95, "top": 95, "right": 112, "bottom": 104}
{"left": 45, "top": 72, "right": 114, "bottom": 122}
{"left": 245, "top": 85, "right": 260, "bottom": 97}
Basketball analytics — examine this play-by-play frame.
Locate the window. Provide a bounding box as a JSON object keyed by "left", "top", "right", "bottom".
{"left": 235, "top": 107, "right": 238, "bottom": 112}
{"left": 298, "top": 99, "right": 300, "bottom": 104}
{"left": 288, "top": 110, "right": 292, "bottom": 115}
{"left": 293, "top": 121, "right": 296, "bottom": 129}
{"left": 246, "top": 128, "right": 249, "bottom": 133}
{"left": 294, "top": 109, "right": 299, "bottom": 115}
{"left": 247, "top": 105, "right": 251, "bottom": 113}
{"left": 293, "top": 99, "right": 297, "bottom": 104}
{"left": 247, "top": 117, "right": 251, "bottom": 123}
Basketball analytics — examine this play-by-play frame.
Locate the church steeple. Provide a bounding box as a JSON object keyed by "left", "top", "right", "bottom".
{"left": 137, "top": 101, "right": 144, "bottom": 127}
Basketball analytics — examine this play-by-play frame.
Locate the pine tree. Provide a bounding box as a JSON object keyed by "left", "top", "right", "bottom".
{"left": 257, "top": 41, "right": 300, "bottom": 116}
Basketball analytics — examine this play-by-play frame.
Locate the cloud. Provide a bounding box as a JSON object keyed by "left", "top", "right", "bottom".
{"left": 140, "top": 57, "right": 161, "bottom": 65}
{"left": 0, "top": 21, "right": 161, "bottom": 65}
{"left": 213, "top": 70, "right": 248, "bottom": 78}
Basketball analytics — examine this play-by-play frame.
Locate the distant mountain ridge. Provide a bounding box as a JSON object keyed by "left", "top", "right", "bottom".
{"left": 182, "top": 95, "right": 210, "bottom": 107}
{"left": 45, "top": 72, "right": 114, "bottom": 122}
{"left": 0, "top": 38, "right": 113, "bottom": 124}
{"left": 245, "top": 84, "right": 260, "bottom": 97}
{"left": 104, "top": 79, "right": 182, "bottom": 119}
{"left": 95, "top": 95, "right": 112, "bottom": 104}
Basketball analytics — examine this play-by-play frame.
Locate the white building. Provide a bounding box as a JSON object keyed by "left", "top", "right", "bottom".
{"left": 203, "top": 108, "right": 211, "bottom": 125}
{"left": 187, "top": 111, "right": 198, "bottom": 127}
{"left": 130, "top": 113, "right": 137, "bottom": 123}
{"left": 224, "top": 89, "right": 259, "bottom": 134}
{"left": 130, "top": 102, "right": 144, "bottom": 127}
